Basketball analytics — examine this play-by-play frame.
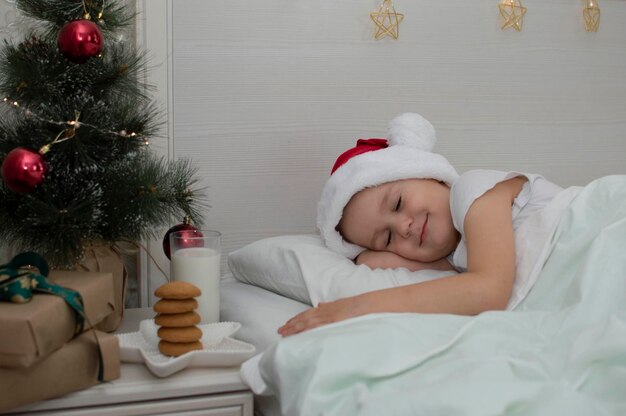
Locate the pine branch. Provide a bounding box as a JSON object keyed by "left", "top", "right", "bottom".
{"left": 0, "top": 152, "right": 206, "bottom": 267}
{"left": 0, "top": 37, "right": 152, "bottom": 109}
{"left": 0, "top": 178, "right": 105, "bottom": 267}
{"left": 99, "top": 152, "right": 207, "bottom": 242}
{"left": 0, "top": 96, "right": 162, "bottom": 176}
{"left": 15, "top": 0, "right": 134, "bottom": 39}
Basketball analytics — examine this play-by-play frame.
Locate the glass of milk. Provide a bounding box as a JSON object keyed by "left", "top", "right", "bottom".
{"left": 169, "top": 230, "right": 221, "bottom": 324}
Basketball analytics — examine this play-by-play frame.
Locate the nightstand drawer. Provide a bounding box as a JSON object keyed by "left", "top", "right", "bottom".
{"left": 9, "top": 392, "right": 253, "bottom": 416}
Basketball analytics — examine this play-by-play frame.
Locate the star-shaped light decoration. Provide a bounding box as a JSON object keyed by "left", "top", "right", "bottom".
{"left": 583, "top": 0, "right": 600, "bottom": 32}
{"left": 370, "top": 0, "right": 404, "bottom": 40}
{"left": 498, "top": 0, "right": 527, "bottom": 32}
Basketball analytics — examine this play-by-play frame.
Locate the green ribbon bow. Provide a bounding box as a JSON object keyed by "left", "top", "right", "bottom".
{"left": 0, "top": 252, "right": 103, "bottom": 381}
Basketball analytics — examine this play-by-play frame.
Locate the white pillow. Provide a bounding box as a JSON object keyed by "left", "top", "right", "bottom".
{"left": 227, "top": 234, "right": 456, "bottom": 306}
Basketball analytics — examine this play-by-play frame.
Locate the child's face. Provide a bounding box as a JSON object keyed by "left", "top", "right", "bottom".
{"left": 339, "top": 178, "right": 459, "bottom": 262}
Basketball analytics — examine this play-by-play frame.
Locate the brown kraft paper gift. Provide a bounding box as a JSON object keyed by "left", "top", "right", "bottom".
{"left": 0, "top": 271, "right": 114, "bottom": 369}
{"left": 69, "top": 241, "right": 128, "bottom": 332}
{"left": 0, "top": 330, "right": 120, "bottom": 412}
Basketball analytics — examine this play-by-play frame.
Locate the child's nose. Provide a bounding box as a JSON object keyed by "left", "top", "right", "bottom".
{"left": 395, "top": 216, "right": 413, "bottom": 238}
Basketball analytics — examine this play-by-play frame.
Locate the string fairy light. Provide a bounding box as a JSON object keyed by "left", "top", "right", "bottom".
{"left": 98, "top": 0, "right": 105, "bottom": 20}
{"left": 38, "top": 111, "right": 80, "bottom": 154}
{"left": 82, "top": 0, "right": 92, "bottom": 20}
{"left": 2, "top": 96, "right": 150, "bottom": 149}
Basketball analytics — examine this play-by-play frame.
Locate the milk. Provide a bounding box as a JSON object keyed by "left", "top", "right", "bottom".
{"left": 170, "top": 247, "right": 220, "bottom": 324}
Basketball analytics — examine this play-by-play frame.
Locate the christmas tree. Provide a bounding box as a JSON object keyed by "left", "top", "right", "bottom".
{"left": 0, "top": 0, "right": 205, "bottom": 267}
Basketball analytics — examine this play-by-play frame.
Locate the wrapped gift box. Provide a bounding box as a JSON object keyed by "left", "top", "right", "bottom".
{"left": 0, "top": 330, "right": 120, "bottom": 412}
{"left": 71, "top": 242, "right": 129, "bottom": 332}
{"left": 0, "top": 271, "right": 115, "bottom": 369}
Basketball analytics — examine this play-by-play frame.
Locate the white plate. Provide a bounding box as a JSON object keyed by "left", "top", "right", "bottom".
{"left": 117, "top": 319, "right": 256, "bottom": 377}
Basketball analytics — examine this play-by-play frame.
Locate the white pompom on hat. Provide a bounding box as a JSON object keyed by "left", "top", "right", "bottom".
{"left": 316, "top": 113, "right": 459, "bottom": 259}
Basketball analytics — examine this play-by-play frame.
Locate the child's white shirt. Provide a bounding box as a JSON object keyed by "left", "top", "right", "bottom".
{"left": 448, "top": 169, "right": 563, "bottom": 272}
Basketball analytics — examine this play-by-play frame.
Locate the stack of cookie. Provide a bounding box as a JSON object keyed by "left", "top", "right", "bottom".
{"left": 153, "top": 281, "right": 204, "bottom": 357}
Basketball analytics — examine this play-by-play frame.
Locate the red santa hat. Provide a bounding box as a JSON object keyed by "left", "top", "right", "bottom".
{"left": 317, "top": 113, "right": 459, "bottom": 259}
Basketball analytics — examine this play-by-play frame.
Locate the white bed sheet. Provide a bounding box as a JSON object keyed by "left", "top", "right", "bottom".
{"left": 220, "top": 273, "right": 309, "bottom": 416}
{"left": 220, "top": 273, "right": 309, "bottom": 352}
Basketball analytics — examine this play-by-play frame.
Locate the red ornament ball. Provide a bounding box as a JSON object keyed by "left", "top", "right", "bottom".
{"left": 162, "top": 223, "right": 204, "bottom": 260}
{"left": 1, "top": 147, "right": 48, "bottom": 193}
{"left": 57, "top": 19, "right": 103, "bottom": 63}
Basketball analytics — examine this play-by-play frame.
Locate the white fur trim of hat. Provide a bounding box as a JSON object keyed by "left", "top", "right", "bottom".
{"left": 316, "top": 113, "right": 459, "bottom": 259}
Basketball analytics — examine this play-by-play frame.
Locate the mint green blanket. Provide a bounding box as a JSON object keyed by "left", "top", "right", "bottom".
{"left": 245, "top": 176, "right": 626, "bottom": 416}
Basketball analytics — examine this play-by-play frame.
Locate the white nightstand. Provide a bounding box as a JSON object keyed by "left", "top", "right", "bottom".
{"left": 5, "top": 308, "right": 253, "bottom": 416}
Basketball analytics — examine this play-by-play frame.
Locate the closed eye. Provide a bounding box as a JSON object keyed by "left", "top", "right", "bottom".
{"left": 386, "top": 230, "right": 392, "bottom": 247}
{"left": 394, "top": 196, "right": 402, "bottom": 211}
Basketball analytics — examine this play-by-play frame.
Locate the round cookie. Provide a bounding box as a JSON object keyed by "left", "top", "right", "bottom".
{"left": 155, "top": 311, "right": 201, "bottom": 327}
{"left": 158, "top": 326, "right": 203, "bottom": 343}
{"left": 158, "top": 340, "right": 203, "bottom": 357}
{"left": 154, "top": 281, "right": 201, "bottom": 299}
{"left": 153, "top": 298, "right": 198, "bottom": 314}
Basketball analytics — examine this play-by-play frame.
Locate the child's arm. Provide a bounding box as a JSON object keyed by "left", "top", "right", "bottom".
{"left": 278, "top": 177, "right": 525, "bottom": 336}
{"left": 356, "top": 250, "right": 455, "bottom": 272}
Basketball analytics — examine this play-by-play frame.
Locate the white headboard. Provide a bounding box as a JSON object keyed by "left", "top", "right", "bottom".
{"left": 137, "top": 0, "right": 626, "bottom": 298}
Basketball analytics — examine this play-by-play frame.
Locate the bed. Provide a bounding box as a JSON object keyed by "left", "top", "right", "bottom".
{"left": 219, "top": 233, "right": 457, "bottom": 415}
{"left": 220, "top": 275, "right": 306, "bottom": 416}
{"left": 223, "top": 176, "right": 626, "bottom": 415}
{"left": 133, "top": 1, "right": 626, "bottom": 414}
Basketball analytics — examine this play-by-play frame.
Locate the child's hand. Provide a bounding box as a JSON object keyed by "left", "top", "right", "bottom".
{"left": 277, "top": 297, "right": 364, "bottom": 337}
